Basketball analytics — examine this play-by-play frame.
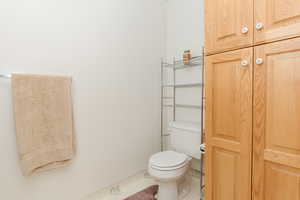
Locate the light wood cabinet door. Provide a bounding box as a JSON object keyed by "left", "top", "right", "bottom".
{"left": 255, "top": 0, "right": 300, "bottom": 44}
{"left": 205, "top": 48, "right": 253, "bottom": 200}
{"left": 205, "top": 0, "right": 253, "bottom": 55}
{"left": 253, "top": 37, "right": 300, "bottom": 200}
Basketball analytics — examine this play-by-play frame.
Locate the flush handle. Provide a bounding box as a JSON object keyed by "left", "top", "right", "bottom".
{"left": 200, "top": 143, "right": 206, "bottom": 154}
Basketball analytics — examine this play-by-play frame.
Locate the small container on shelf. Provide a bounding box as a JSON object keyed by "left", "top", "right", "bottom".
{"left": 183, "top": 50, "right": 192, "bottom": 65}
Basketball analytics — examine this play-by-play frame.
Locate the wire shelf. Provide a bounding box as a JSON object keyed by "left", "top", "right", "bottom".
{"left": 162, "top": 56, "right": 203, "bottom": 70}
{"left": 175, "top": 104, "right": 202, "bottom": 109}
{"left": 162, "top": 83, "right": 203, "bottom": 88}
{"left": 174, "top": 56, "right": 203, "bottom": 70}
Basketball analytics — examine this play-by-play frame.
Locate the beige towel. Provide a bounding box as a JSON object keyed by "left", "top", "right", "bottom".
{"left": 12, "top": 74, "right": 75, "bottom": 176}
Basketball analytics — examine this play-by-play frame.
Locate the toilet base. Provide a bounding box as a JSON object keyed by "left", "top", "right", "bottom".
{"left": 158, "top": 181, "right": 178, "bottom": 200}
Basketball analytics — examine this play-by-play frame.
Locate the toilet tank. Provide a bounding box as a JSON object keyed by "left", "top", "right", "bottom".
{"left": 169, "top": 121, "right": 202, "bottom": 160}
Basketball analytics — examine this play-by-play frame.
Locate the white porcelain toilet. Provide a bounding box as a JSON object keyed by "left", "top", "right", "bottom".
{"left": 148, "top": 121, "right": 201, "bottom": 200}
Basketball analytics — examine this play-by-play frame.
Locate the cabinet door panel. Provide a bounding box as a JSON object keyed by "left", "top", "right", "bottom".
{"left": 205, "top": 0, "right": 253, "bottom": 55}
{"left": 205, "top": 48, "right": 253, "bottom": 200}
{"left": 255, "top": 0, "right": 300, "bottom": 44}
{"left": 253, "top": 37, "right": 300, "bottom": 200}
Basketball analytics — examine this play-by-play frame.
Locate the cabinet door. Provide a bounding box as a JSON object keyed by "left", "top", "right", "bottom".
{"left": 205, "top": 48, "right": 253, "bottom": 200}
{"left": 255, "top": 0, "right": 300, "bottom": 44}
{"left": 205, "top": 0, "right": 253, "bottom": 55}
{"left": 253, "top": 38, "right": 300, "bottom": 200}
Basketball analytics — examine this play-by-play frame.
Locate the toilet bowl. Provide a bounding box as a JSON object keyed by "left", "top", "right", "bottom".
{"left": 148, "top": 121, "right": 202, "bottom": 200}
{"left": 148, "top": 151, "right": 191, "bottom": 200}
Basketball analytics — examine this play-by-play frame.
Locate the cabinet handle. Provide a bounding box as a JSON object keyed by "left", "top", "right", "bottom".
{"left": 241, "top": 26, "right": 249, "bottom": 34}
{"left": 256, "top": 23, "right": 264, "bottom": 30}
{"left": 241, "top": 60, "right": 249, "bottom": 67}
{"left": 256, "top": 58, "right": 264, "bottom": 65}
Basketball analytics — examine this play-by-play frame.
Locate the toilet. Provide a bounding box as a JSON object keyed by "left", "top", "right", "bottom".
{"left": 148, "top": 121, "right": 202, "bottom": 200}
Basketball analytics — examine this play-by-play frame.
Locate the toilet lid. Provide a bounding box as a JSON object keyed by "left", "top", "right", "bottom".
{"left": 150, "top": 151, "right": 188, "bottom": 169}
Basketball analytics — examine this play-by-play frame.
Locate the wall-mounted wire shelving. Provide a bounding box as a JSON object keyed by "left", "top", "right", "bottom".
{"left": 161, "top": 55, "right": 204, "bottom": 120}
{"left": 160, "top": 49, "right": 205, "bottom": 200}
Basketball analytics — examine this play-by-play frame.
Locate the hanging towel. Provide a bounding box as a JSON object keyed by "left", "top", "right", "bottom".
{"left": 11, "top": 74, "right": 75, "bottom": 176}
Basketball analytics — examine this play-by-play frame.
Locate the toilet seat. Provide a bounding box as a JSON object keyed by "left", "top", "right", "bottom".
{"left": 150, "top": 151, "right": 188, "bottom": 171}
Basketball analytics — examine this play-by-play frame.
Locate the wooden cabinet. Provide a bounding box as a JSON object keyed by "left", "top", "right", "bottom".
{"left": 205, "top": 0, "right": 300, "bottom": 55}
{"left": 204, "top": 37, "right": 300, "bottom": 200}
{"left": 255, "top": 0, "right": 300, "bottom": 44}
{"left": 205, "top": 1, "right": 300, "bottom": 199}
{"left": 205, "top": 0, "right": 253, "bottom": 55}
{"left": 253, "top": 37, "right": 300, "bottom": 200}
{"left": 205, "top": 48, "right": 253, "bottom": 200}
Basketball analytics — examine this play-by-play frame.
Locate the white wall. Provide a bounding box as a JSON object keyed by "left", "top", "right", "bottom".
{"left": 162, "top": 0, "right": 204, "bottom": 160}
{"left": 0, "top": 1, "right": 164, "bottom": 200}
{"left": 165, "top": 0, "right": 204, "bottom": 60}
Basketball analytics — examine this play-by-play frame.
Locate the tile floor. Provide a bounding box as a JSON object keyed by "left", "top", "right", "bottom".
{"left": 82, "top": 171, "right": 201, "bottom": 200}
